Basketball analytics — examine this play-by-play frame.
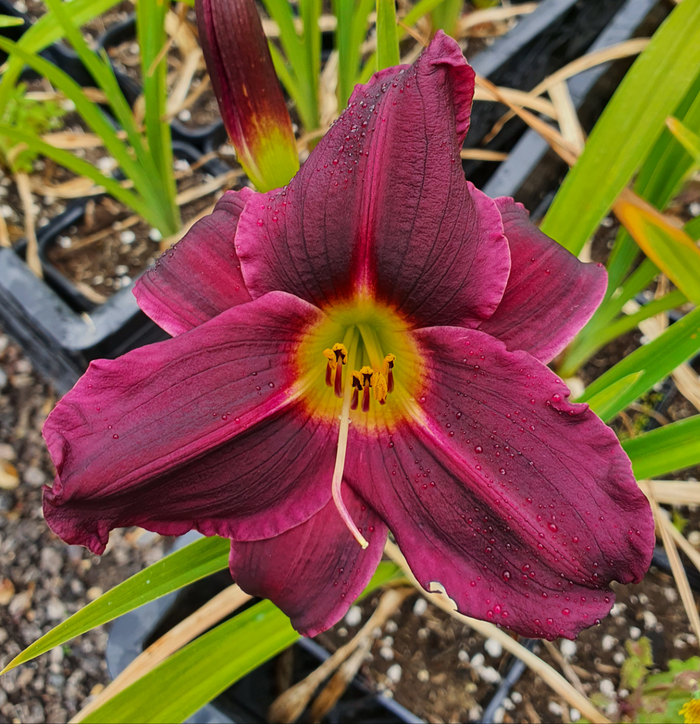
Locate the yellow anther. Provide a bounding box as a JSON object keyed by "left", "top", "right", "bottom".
{"left": 382, "top": 354, "right": 396, "bottom": 393}
{"left": 373, "top": 372, "right": 388, "bottom": 405}
{"left": 350, "top": 371, "right": 363, "bottom": 411}
{"left": 360, "top": 365, "right": 374, "bottom": 383}
{"left": 382, "top": 354, "right": 396, "bottom": 376}
{"left": 324, "top": 344, "right": 348, "bottom": 394}
{"left": 332, "top": 343, "right": 348, "bottom": 365}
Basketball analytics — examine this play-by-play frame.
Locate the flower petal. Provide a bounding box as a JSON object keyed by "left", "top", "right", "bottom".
{"left": 346, "top": 327, "right": 653, "bottom": 639}
{"left": 479, "top": 198, "right": 607, "bottom": 363}
{"left": 43, "top": 292, "right": 335, "bottom": 554}
{"left": 134, "top": 190, "right": 253, "bottom": 337}
{"left": 235, "top": 32, "right": 510, "bottom": 329}
{"left": 229, "top": 490, "right": 387, "bottom": 636}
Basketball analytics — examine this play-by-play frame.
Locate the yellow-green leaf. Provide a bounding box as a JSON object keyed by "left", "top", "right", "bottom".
{"left": 613, "top": 189, "right": 700, "bottom": 305}
{"left": 666, "top": 116, "right": 700, "bottom": 162}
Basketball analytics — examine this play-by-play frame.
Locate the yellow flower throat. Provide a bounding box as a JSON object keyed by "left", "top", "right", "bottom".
{"left": 295, "top": 300, "right": 424, "bottom": 549}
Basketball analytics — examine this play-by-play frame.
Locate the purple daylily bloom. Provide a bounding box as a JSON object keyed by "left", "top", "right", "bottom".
{"left": 43, "top": 33, "right": 654, "bottom": 640}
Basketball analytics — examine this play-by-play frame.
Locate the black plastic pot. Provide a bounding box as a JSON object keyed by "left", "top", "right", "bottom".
{"left": 106, "top": 533, "right": 423, "bottom": 724}
{"left": 0, "top": 142, "right": 227, "bottom": 395}
{"left": 0, "top": 0, "right": 75, "bottom": 73}
{"left": 475, "top": 0, "right": 663, "bottom": 212}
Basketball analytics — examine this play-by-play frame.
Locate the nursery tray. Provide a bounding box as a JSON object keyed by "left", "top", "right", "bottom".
{"left": 0, "top": 143, "right": 228, "bottom": 395}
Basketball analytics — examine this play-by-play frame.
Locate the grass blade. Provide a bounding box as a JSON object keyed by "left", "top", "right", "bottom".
{"left": 80, "top": 562, "right": 402, "bottom": 724}
{"left": 138, "top": 0, "right": 179, "bottom": 234}
{"left": 0, "top": 0, "right": 122, "bottom": 112}
{"left": 583, "top": 371, "right": 644, "bottom": 420}
{"left": 613, "top": 189, "right": 700, "bottom": 305}
{"left": 623, "top": 415, "right": 700, "bottom": 480}
{"left": 0, "top": 15, "right": 23, "bottom": 27}
{"left": 376, "top": 0, "right": 400, "bottom": 70}
{"left": 540, "top": 0, "right": 700, "bottom": 256}
{"left": 1, "top": 536, "right": 231, "bottom": 675}
{"left": 40, "top": 0, "right": 164, "bottom": 207}
{"left": 559, "top": 290, "right": 686, "bottom": 379}
{"left": 578, "top": 306, "right": 700, "bottom": 423}
{"left": 0, "top": 123, "right": 163, "bottom": 226}
{"left": 666, "top": 117, "right": 700, "bottom": 162}
{"left": 0, "top": 36, "right": 147, "bottom": 189}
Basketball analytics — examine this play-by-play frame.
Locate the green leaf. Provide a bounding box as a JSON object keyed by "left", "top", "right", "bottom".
{"left": 81, "top": 562, "right": 403, "bottom": 724}
{"left": 0, "top": 123, "right": 159, "bottom": 225}
{"left": 300, "top": 0, "right": 322, "bottom": 93}
{"left": 578, "top": 306, "right": 700, "bottom": 423}
{"left": 0, "top": 0, "right": 123, "bottom": 113}
{"left": 376, "top": 0, "right": 400, "bottom": 70}
{"left": 0, "top": 35, "right": 173, "bottom": 230}
{"left": 137, "top": 0, "right": 179, "bottom": 234}
{"left": 263, "top": 0, "right": 318, "bottom": 129}
{"left": 623, "top": 414, "right": 700, "bottom": 480}
{"left": 0, "top": 15, "right": 24, "bottom": 27}
{"left": 430, "top": 0, "right": 463, "bottom": 37}
{"left": 666, "top": 117, "right": 700, "bottom": 162}
{"left": 1, "top": 536, "right": 230, "bottom": 675}
{"left": 582, "top": 371, "right": 645, "bottom": 420}
{"left": 84, "top": 601, "right": 296, "bottom": 724}
{"left": 540, "top": 0, "right": 700, "bottom": 256}
{"left": 613, "top": 191, "right": 700, "bottom": 305}
{"left": 559, "top": 290, "right": 686, "bottom": 379}
{"left": 39, "top": 0, "right": 171, "bottom": 226}
{"left": 335, "top": 0, "right": 374, "bottom": 107}
{"left": 620, "top": 637, "right": 653, "bottom": 691}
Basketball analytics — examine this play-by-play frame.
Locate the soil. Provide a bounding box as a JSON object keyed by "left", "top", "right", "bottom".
{"left": 318, "top": 566, "right": 696, "bottom": 724}
{"left": 44, "top": 159, "right": 234, "bottom": 302}
{"left": 2, "top": 78, "right": 118, "bottom": 245}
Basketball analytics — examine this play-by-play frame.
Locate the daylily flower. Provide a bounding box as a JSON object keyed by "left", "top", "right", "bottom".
{"left": 43, "top": 33, "right": 654, "bottom": 640}
{"left": 195, "top": 0, "right": 299, "bottom": 191}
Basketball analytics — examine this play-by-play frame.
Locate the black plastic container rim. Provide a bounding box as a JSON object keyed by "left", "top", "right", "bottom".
{"left": 95, "top": 13, "right": 225, "bottom": 146}
{"left": 32, "top": 140, "right": 230, "bottom": 313}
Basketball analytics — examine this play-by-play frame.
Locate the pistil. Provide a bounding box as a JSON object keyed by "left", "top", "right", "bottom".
{"left": 329, "top": 327, "right": 369, "bottom": 549}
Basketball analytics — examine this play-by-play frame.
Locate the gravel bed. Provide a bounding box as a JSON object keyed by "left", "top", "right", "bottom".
{"left": 0, "top": 329, "right": 164, "bottom": 724}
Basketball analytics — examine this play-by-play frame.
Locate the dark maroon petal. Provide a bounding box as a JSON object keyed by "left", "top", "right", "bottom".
{"left": 478, "top": 198, "right": 607, "bottom": 363}
{"left": 134, "top": 190, "right": 253, "bottom": 337}
{"left": 230, "top": 490, "right": 387, "bottom": 636}
{"left": 43, "top": 292, "right": 335, "bottom": 554}
{"left": 346, "top": 327, "right": 653, "bottom": 640}
{"left": 235, "top": 32, "right": 510, "bottom": 329}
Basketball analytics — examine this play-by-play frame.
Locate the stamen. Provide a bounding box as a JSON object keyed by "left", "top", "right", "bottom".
{"left": 323, "top": 348, "right": 335, "bottom": 388}
{"left": 382, "top": 354, "right": 396, "bottom": 394}
{"left": 350, "top": 371, "right": 362, "bottom": 411}
{"left": 373, "top": 372, "right": 388, "bottom": 405}
{"left": 333, "top": 343, "right": 347, "bottom": 398}
{"left": 360, "top": 365, "right": 374, "bottom": 413}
